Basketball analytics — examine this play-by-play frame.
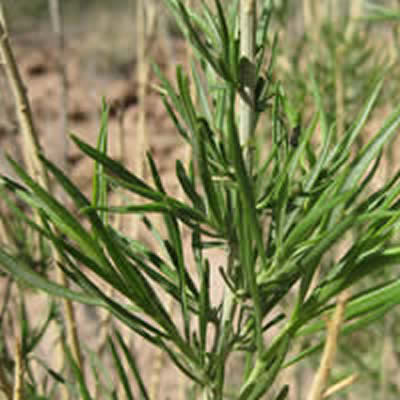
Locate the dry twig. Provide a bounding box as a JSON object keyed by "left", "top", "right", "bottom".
{"left": 0, "top": 4, "right": 84, "bottom": 397}
{"left": 307, "top": 292, "right": 349, "bottom": 400}
{"left": 130, "top": 0, "right": 158, "bottom": 239}
{"left": 0, "top": 4, "right": 48, "bottom": 188}
{"left": 12, "top": 337, "right": 23, "bottom": 400}
{"left": 323, "top": 373, "right": 359, "bottom": 398}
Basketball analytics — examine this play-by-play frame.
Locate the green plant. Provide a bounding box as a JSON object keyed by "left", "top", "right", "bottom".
{"left": 1, "top": 1, "right": 400, "bottom": 399}
{"left": 281, "top": 2, "right": 391, "bottom": 140}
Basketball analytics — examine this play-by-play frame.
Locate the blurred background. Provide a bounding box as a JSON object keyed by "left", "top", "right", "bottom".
{"left": 0, "top": 1, "right": 400, "bottom": 399}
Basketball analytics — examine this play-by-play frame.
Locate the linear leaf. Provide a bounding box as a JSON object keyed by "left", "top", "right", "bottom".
{"left": 108, "top": 337, "right": 135, "bottom": 400}
{"left": 342, "top": 101, "right": 400, "bottom": 190}
{"left": 71, "top": 135, "right": 162, "bottom": 201}
{"left": 115, "top": 330, "right": 150, "bottom": 400}
{"left": 92, "top": 99, "right": 109, "bottom": 225}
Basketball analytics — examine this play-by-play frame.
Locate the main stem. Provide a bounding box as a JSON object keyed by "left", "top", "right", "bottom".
{"left": 239, "top": 0, "right": 256, "bottom": 164}
{"left": 210, "top": 1, "right": 258, "bottom": 399}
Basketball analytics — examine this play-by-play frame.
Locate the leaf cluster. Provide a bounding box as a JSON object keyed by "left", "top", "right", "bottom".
{"left": 1, "top": 1, "right": 400, "bottom": 399}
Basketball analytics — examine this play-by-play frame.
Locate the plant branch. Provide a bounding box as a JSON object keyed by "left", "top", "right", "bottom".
{"left": 307, "top": 292, "right": 349, "bottom": 400}
{"left": 323, "top": 373, "right": 359, "bottom": 398}
{"left": 12, "top": 336, "right": 23, "bottom": 400}
{"left": 0, "top": 4, "right": 48, "bottom": 189}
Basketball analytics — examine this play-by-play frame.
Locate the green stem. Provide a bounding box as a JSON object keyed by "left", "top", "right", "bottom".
{"left": 214, "top": 247, "right": 238, "bottom": 399}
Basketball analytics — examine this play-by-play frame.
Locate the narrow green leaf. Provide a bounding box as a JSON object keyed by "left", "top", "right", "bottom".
{"left": 226, "top": 97, "right": 266, "bottom": 266}
{"left": 310, "top": 248, "right": 400, "bottom": 309}
{"left": 299, "top": 279, "right": 400, "bottom": 337}
{"left": 176, "top": 160, "right": 206, "bottom": 212}
{"left": 287, "top": 302, "right": 396, "bottom": 367}
{"left": 197, "top": 0, "right": 222, "bottom": 50}
{"left": 199, "top": 258, "right": 210, "bottom": 361}
{"left": 214, "top": 0, "right": 230, "bottom": 61}
{"left": 161, "top": 96, "right": 190, "bottom": 141}
{"left": 0, "top": 248, "right": 102, "bottom": 306}
{"left": 286, "top": 112, "right": 319, "bottom": 179}
{"left": 92, "top": 98, "right": 109, "bottom": 225}
{"left": 328, "top": 78, "right": 383, "bottom": 166}
{"left": 71, "top": 135, "right": 163, "bottom": 201}
{"left": 164, "top": 218, "right": 192, "bottom": 342}
{"left": 109, "top": 227, "right": 199, "bottom": 313}
{"left": 115, "top": 330, "right": 150, "bottom": 400}
{"left": 191, "top": 62, "right": 212, "bottom": 122}
{"left": 196, "top": 119, "right": 224, "bottom": 227}
{"left": 309, "top": 70, "right": 328, "bottom": 141}
{"left": 177, "top": 1, "right": 221, "bottom": 75}
{"left": 85, "top": 347, "right": 115, "bottom": 397}
{"left": 65, "top": 345, "right": 93, "bottom": 400}
{"left": 147, "top": 152, "right": 166, "bottom": 194}
{"left": 342, "top": 101, "right": 400, "bottom": 190}
{"left": 304, "top": 123, "right": 334, "bottom": 192}
{"left": 153, "top": 63, "right": 187, "bottom": 126}
{"left": 108, "top": 338, "right": 135, "bottom": 400}
{"left": 157, "top": 339, "right": 203, "bottom": 384}
{"left": 58, "top": 260, "right": 168, "bottom": 343}
{"left": 282, "top": 189, "right": 355, "bottom": 257}
{"left": 256, "top": 4, "right": 273, "bottom": 72}
{"left": 85, "top": 203, "right": 170, "bottom": 214}
{"left": 274, "top": 385, "right": 289, "bottom": 400}
{"left": 7, "top": 157, "right": 105, "bottom": 266}
{"left": 25, "top": 301, "right": 57, "bottom": 354}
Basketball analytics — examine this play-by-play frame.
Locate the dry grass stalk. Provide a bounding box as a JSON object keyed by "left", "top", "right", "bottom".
{"left": 48, "top": 3, "right": 84, "bottom": 398}
{"left": 380, "top": 318, "right": 391, "bottom": 400}
{"left": 0, "top": 3, "right": 84, "bottom": 394}
{"left": 346, "top": 0, "right": 363, "bottom": 40}
{"left": 0, "top": 364, "right": 12, "bottom": 400}
{"left": 303, "top": 0, "right": 319, "bottom": 43}
{"left": 0, "top": 4, "right": 48, "bottom": 189}
{"left": 335, "top": 1, "right": 364, "bottom": 142}
{"left": 323, "top": 373, "right": 359, "bottom": 398}
{"left": 307, "top": 292, "right": 349, "bottom": 400}
{"left": 391, "top": 0, "right": 400, "bottom": 63}
{"left": 130, "top": 0, "right": 158, "bottom": 240}
{"left": 303, "top": 0, "right": 313, "bottom": 33}
{"left": 335, "top": 1, "right": 364, "bottom": 143}
{"left": 12, "top": 336, "right": 23, "bottom": 400}
{"left": 49, "top": 0, "right": 69, "bottom": 175}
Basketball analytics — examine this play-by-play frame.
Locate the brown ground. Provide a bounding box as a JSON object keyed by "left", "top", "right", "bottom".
{"left": 0, "top": 7, "right": 399, "bottom": 400}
